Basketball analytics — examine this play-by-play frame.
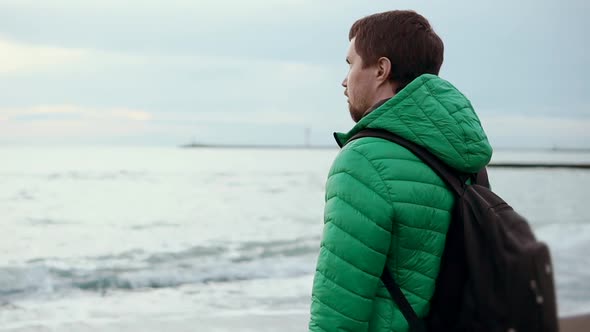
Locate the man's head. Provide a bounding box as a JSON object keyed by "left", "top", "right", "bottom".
{"left": 343, "top": 10, "right": 444, "bottom": 122}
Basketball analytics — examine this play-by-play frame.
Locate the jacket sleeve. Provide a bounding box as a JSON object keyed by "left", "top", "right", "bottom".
{"left": 309, "top": 145, "right": 394, "bottom": 332}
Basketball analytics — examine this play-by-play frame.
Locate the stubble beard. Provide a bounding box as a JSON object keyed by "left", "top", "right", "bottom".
{"left": 348, "top": 99, "right": 367, "bottom": 123}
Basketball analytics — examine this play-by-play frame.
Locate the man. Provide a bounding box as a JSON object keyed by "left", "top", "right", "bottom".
{"left": 309, "top": 10, "right": 492, "bottom": 332}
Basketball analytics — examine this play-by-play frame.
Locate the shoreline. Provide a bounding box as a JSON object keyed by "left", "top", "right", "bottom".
{"left": 2, "top": 313, "right": 588, "bottom": 332}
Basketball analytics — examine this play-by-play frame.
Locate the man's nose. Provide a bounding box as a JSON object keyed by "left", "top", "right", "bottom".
{"left": 341, "top": 77, "right": 347, "bottom": 88}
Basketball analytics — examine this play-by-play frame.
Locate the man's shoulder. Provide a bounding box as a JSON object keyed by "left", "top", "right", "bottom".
{"left": 337, "top": 136, "right": 420, "bottom": 164}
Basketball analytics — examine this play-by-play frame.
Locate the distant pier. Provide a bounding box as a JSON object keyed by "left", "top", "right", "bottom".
{"left": 180, "top": 144, "right": 590, "bottom": 169}
{"left": 488, "top": 163, "right": 590, "bottom": 169}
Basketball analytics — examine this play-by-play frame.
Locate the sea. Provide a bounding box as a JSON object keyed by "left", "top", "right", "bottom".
{"left": 0, "top": 147, "right": 589, "bottom": 331}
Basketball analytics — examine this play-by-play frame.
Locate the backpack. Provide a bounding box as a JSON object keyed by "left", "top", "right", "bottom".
{"left": 349, "top": 128, "right": 558, "bottom": 332}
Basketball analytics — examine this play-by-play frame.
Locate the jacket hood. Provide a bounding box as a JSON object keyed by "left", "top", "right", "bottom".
{"left": 335, "top": 74, "right": 493, "bottom": 173}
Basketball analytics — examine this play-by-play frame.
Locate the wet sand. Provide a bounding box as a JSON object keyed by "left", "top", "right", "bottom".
{"left": 560, "top": 314, "right": 590, "bottom": 332}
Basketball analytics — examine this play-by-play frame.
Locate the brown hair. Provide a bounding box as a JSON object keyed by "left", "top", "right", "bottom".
{"left": 349, "top": 10, "right": 444, "bottom": 92}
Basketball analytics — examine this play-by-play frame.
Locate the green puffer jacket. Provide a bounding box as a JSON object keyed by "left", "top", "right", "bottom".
{"left": 309, "top": 74, "right": 493, "bottom": 332}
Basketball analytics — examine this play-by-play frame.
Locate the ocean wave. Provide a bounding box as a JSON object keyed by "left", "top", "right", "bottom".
{"left": 0, "top": 237, "right": 319, "bottom": 299}
{"left": 47, "top": 170, "right": 147, "bottom": 181}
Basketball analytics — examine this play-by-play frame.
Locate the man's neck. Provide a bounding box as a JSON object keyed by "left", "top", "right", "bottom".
{"left": 374, "top": 89, "right": 396, "bottom": 103}
{"left": 362, "top": 98, "right": 391, "bottom": 118}
{"left": 362, "top": 82, "right": 397, "bottom": 118}
{"left": 363, "top": 93, "right": 395, "bottom": 118}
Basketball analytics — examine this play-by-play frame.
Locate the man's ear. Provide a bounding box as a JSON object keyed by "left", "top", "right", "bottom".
{"left": 376, "top": 57, "right": 392, "bottom": 83}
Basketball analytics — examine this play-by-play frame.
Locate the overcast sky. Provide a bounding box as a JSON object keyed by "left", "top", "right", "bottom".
{"left": 0, "top": 0, "right": 588, "bottom": 148}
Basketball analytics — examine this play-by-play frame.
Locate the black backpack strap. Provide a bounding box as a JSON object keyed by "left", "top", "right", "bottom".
{"left": 348, "top": 128, "right": 468, "bottom": 195}
{"left": 349, "top": 128, "right": 488, "bottom": 332}
{"left": 381, "top": 268, "right": 427, "bottom": 332}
